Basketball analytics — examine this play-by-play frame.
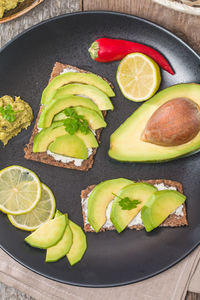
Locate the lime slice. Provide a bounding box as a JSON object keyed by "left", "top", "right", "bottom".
{"left": 0, "top": 165, "right": 41, "bottom": 215}
{"left": 8, "top": 183, "right": 56, "bottom": 231}
{"left": 116, "top": 53, "right": 161, "bottom": 102}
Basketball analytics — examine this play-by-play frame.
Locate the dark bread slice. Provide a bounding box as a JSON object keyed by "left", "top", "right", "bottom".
{"left": 24, "top": 62, "right": 112, "bottom": 171}
{"left": 81, "top": 179, "right": 188, "bottom": 232}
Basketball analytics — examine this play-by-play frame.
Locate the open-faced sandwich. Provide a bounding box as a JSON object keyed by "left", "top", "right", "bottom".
{"left": 24, "top": 62, "right": 115, "bottom": 171}
{"left": 81, "top": 178, "right": 188, "bottom": 233}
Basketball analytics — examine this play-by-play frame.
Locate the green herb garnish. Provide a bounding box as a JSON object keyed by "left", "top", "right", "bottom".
{"left": 0, "top": 105, "right": 16, "bottom": 123}
{"left": 63, "top": 108, "right": 89, "bottom": 135}
{"left": 112, "top": 193, "right": 141, "bottom": 210}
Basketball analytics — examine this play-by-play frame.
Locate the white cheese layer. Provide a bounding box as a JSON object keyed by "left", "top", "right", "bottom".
{"left": 61, "top": 67, "right": 78, "bottom": 74}
{"left": 47, "top": 148, "right": 93, "bottom": 167}
{"left": 82, "top": 183, "right": 184, "bottom": 229}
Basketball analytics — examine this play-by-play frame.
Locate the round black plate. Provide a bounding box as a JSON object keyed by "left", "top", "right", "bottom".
{"left": 0, "top": 11, "right": 200, "bottom": 287}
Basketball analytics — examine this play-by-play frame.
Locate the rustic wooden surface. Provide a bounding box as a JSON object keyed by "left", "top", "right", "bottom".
{"left": 0, "top": 0, "right": 80, "bottom": 48}
{"left": 0, "top": 0, "right": 199, "bottom": 299}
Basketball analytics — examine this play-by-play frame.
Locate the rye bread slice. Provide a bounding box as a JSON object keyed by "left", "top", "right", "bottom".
{"left": 24, "top": 62, "right": 112, "bottom": 171}
{"left": 81, "top": 179, "right": 188, "bottom": 232}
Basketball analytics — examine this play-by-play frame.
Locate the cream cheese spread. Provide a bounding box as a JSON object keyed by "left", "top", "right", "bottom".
{"left": 47, "top": 148, "right": 93, "bottom": 167}
{"left": 82, "top": 182, "right": 184, "bottom": 229}
{"left": 61, "top": 67, "right": 78, "bottom": 74}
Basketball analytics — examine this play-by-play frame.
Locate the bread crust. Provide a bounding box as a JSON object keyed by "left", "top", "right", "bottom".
{"left": 24, "top": 62, "right": 110, "bottom": 171}
{"left": 81, "top": 179, "right": 188, "bottom": 232}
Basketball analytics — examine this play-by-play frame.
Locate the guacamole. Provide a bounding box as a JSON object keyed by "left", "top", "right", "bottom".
{"left": 0, "top": 0, "right": 23, "bottom": 18}
{"left": 0, "top": 95, "right": 33, "bottom": 145}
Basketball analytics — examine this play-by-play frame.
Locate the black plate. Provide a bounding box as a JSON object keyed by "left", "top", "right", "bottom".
{"left": 0, "top": 11, "right": 200, "bottom": 287}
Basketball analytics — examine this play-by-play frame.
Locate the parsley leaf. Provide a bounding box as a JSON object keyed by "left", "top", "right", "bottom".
{"left": 112, "top": 193, "right": 141, "bottom": 210}
{"left": 63, "top": 108, "right": 89, "bottom": 135}
{"left": 63, "top": 118, "right": 79, "bottom": 135}
{"left": 0, "top": 105, "right": 16, "bottom": 123}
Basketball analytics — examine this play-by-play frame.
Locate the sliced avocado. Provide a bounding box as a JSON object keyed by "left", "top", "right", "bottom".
{"left": 66, "top": 220, "right": 87, "bottom": 266}
{"left": 38, "top": 95, "right": 103, "bottom": 128}
{"left": 87, "top": 178, "right": 133, "bottom": 232}
{"left": 141, "top": 190, "right": 186, "bottom": 232}
{"left": 75, "top": 129, "right": 98, "bottom": 148}
{"left": 54, "top": 106, "right": 107, "bottom": 130}
{"left": 41, "top": 72, "right": 115, "bottom": 105}
{"left": 110, "top": 183, "right": 157, "bottom": 233}
{"left": 53, "top": 83, "right": 114, "bottom": 110}
{"left": 48, "top": 135, "right": 88, "bottom": 159}
{"left": 33, "top": 122, "right": 66, "bottom": 152}
{"left": 46, "top": 213, "right": 73, "bottom": 262}
{"left": 54, "top": 210, "right": 63, "bottom": 217}
{"left": 25, "top": 215, "right": 67, "bottom": 249}
{"left": 33, "top": 121, "right": 98, "bottom": 153}
{"left": 109, "top": 83, "right": 200, "bottom": 162}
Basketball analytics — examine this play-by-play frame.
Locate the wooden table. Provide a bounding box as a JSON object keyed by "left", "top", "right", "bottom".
{"left": 0, "top": 0, "right": 199, "bottom": 299}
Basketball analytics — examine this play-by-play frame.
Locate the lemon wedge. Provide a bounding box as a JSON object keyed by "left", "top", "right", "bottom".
{"left": 116, "top": 53, "right": 161, "bottom": 102}
{"left": 8, "top": 183, "right": 56, "bottom": 231}
{"left": 0, "top": 166, "right": 41, "bottom": 215}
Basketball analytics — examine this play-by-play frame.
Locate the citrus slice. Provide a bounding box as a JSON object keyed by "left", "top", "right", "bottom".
{"left": 116, "top": 53, "right": 161, "bottom": 102}
{"left": 0, "top": 165, "right": 41, "bottom": 215}
{"left": 8, "top": 183, "right": 56, "bottom": 231}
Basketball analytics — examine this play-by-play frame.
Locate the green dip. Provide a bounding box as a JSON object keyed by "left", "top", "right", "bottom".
{"left": 0, "top": 0, "right": 23, "bottom": 18}
{"left": 0, "top": 95, "right": 33, "bottom": 145}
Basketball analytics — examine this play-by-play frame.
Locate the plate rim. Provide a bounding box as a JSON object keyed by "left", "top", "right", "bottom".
{"left": 0, "top": 10, "right": 200, "bottom": 287}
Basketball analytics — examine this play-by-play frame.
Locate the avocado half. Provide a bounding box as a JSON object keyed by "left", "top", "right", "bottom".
{"left": 109, "top": 83, "right": 200, "bottom": 162}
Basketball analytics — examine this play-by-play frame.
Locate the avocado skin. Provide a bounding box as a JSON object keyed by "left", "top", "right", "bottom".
{"left": 109, "top": 148, "right": 200, "bottom": 163}
{"left": 109, "top": 83, "right": 200, "bottom": 162}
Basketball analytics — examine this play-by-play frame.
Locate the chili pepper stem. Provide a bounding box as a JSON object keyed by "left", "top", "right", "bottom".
{"left": 88, "top": 41, "right": 99, "bottom": 60}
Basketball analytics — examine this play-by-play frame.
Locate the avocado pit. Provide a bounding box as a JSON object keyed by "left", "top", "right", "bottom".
{"left": 141, "top": 97, "right": 200, "bottom": 146}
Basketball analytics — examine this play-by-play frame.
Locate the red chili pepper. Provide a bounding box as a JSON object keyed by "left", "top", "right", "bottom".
{"left": 88, "top": 38, "right": 174, "bottom": 75}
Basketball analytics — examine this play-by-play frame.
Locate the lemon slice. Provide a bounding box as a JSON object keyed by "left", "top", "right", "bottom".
{"left": 116, "top": 53, "right": 161, "bottom": 102}
{"left": 8, "top": 183, "right": 56, "bottom": 231}
{"left": 0, "top": 166, "right": 41, "bottom": 215}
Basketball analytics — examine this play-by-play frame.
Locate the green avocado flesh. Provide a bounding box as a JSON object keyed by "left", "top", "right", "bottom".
{"left": 38, "top": 95, "right": 102, "bottom": 128}
{"left": 54, "top": 210, "right": 63, "bottom": 217}
{"left": 46, "top": 213, "right": 73, "bottom": 262}
{"left": 54, "top": 106, "right": 107, "bottom": 130}
{"left": 33, "top": 121, "right": 98, "bottom": 152}
{"left": 53, "top": 83, "right": 114, "bottom": 110}
{"left": 141, "top": 190, "right": 186, "bottom": 232}
{"left": 87, "top": 178, "right": 133, "bottom": 232}
{"left": 41, "top": 72, "right": 115, "bottom": 105}
{"left": 110, "top": 183, "right": 157, "bottom": 233}
{"left": 67, "top": 220, "right": 87, "bottom": 266}
{"left": 25, "top": 215, "right": 67, "bottom": 249}
{"left": 109, "top": 84, "right": 200, "bottom": 162}
{"left": 48, "top": 135, "right": 88, "bottom": 159}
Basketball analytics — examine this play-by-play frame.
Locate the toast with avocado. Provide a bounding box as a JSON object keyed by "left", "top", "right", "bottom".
{"left": 24, "top": 62, "right": 114, "bottom": 171}
{"left": 81, "top": 179, "right": 188, "bottom": 232}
